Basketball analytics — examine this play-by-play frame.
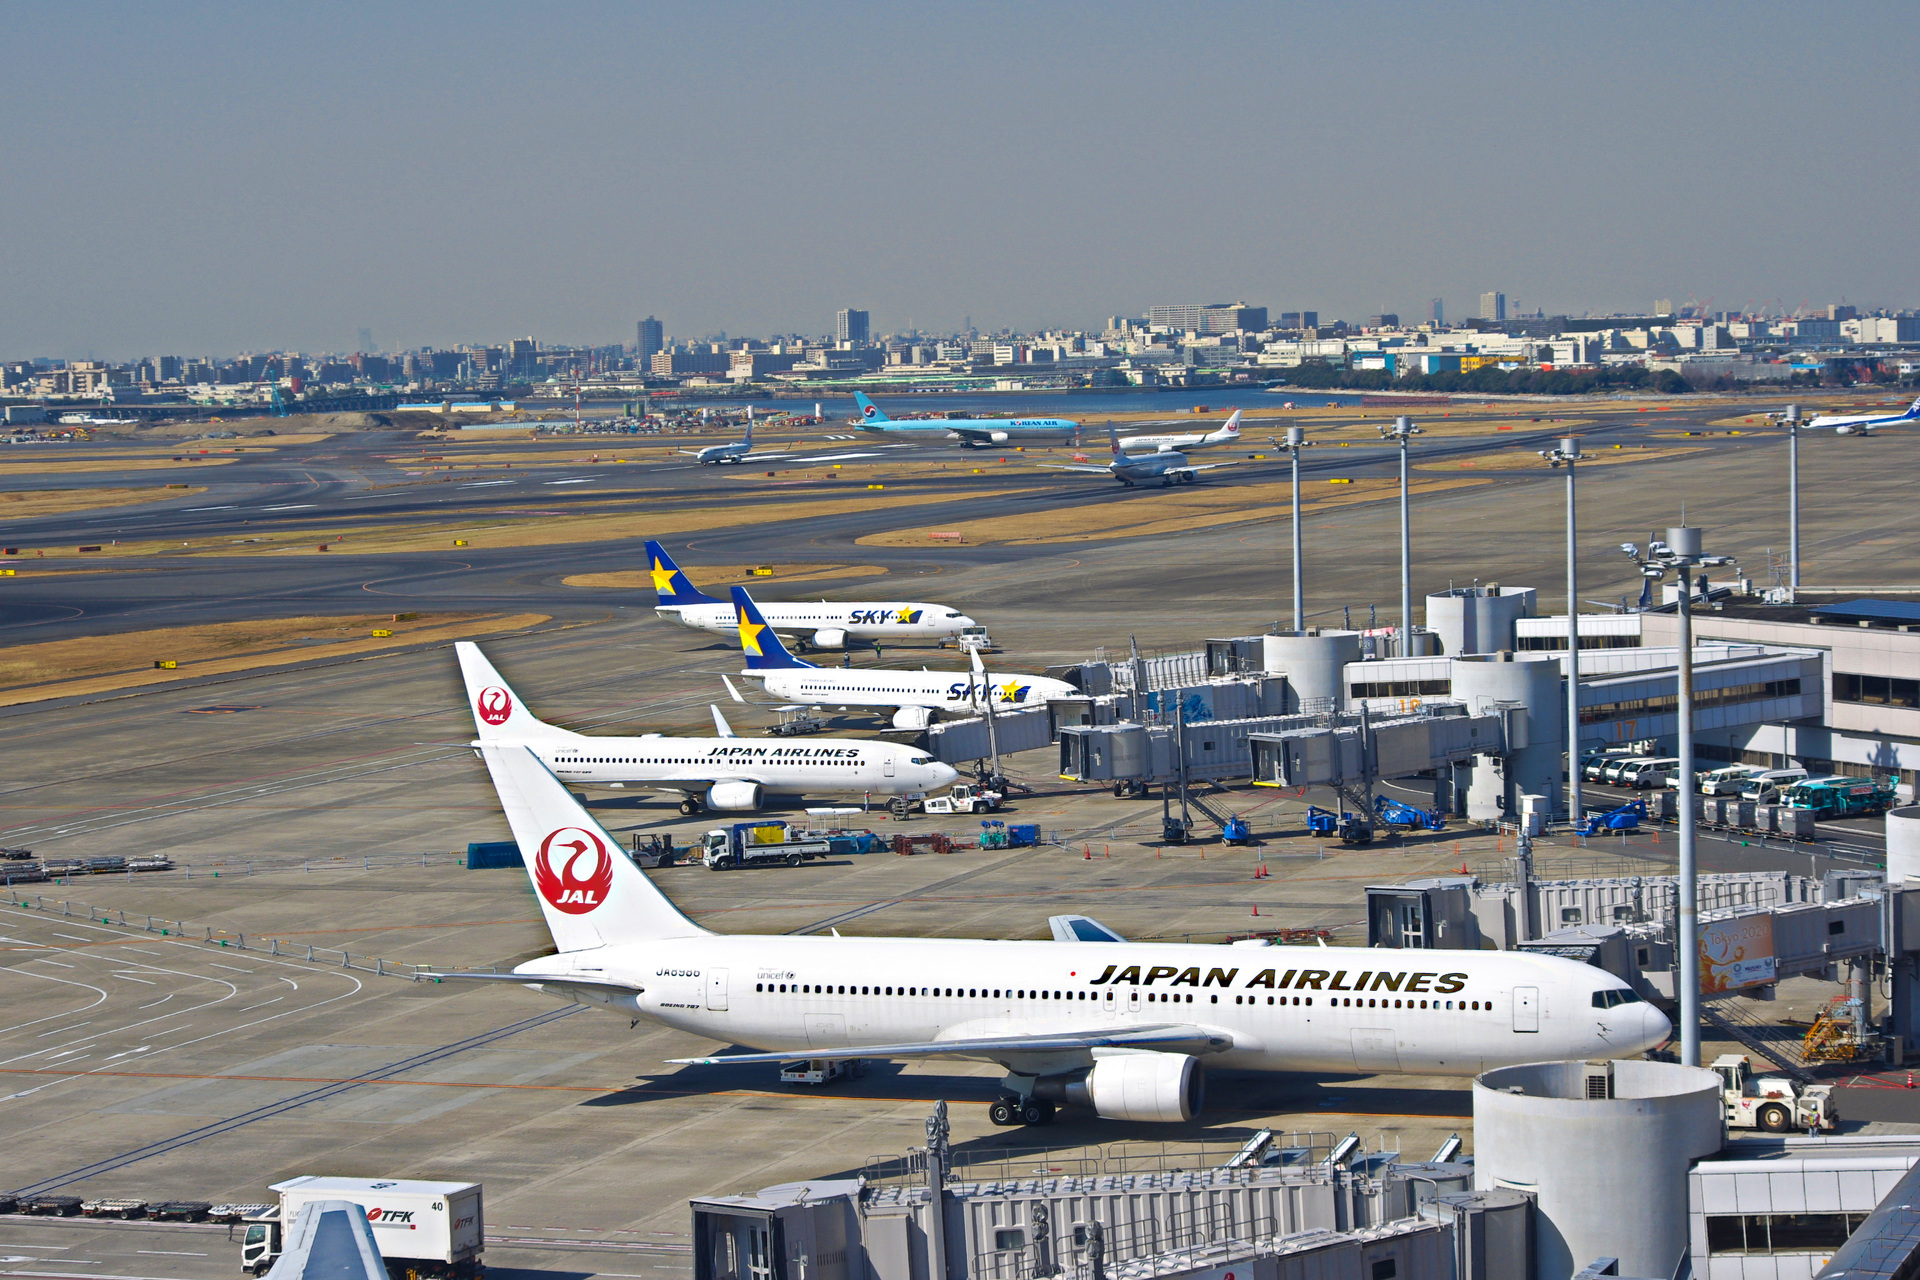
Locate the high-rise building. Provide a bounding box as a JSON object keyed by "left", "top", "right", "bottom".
{"left": 637, "top": 317, "right": 664, "bottom": 366}
{"left": 1655, "top": 299, "right": 1674, "bottom": 317}
{"left": 1430, "top": 298, "right": 1445, "bottom": 327}
{"left": 509, "top": 337, "right": 538, "bottom": 379}
{"left": 1147, "top": 302, "right": 1267, "bottom": 334}
{"left": 837, "top": 308, "right": 870, "bottom": 344}
{"left": 1479, "top": 292, "right": 1506, "bottom": 322}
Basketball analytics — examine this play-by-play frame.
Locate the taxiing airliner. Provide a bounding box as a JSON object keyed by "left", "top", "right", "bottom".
{"left": 1805, "top": 396, "right": 1920, "bottom": 436}
{"left": 853, "top": 392, "right": 1079, "bottom": 446}
{"left": 456, "top": 642, "right": 955, "bottom": 813}
{"left": 1042, "top": 427, "right": 1232, "bottom": 488}
{"left": 1118, "top": 410, "right": 1244, "bottom": 454}
{"left": 435, "top": 744, "right": 1673, "bottom": 1128}
{"left": 725, "top": 586, "right": 1075, "bottom": 730}
{"left": 682, "top": 408, "right": 767, "bottom": 464}
{"left": 645, "top": 541, "right": 976, "bottom": 650}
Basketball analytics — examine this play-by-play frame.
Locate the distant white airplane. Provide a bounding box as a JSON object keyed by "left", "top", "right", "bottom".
{"left": 427, "top": 743, "right": 1672, "bottom": 1128}
{"left": 1803, "top": 396, "right": 1920, "bottom": 436}
{"left": 724, "top": 586, "right": 1075, "bottom": 730}
{"left": 1040, "top": 427, "right": 1233, "bottom": 488}
{"left": 1118, "top": 410, "right": 1243, "bottom": 454}
{"left": 682, "top": 407, "right": 768, "bottom": 464}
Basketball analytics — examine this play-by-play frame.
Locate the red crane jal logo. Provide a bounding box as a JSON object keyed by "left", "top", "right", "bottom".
{"left": 476, "top": 686, "right": 513, "bottom": 725}
{"left": 534, "top": 827, "right": 615, "bottom": 914}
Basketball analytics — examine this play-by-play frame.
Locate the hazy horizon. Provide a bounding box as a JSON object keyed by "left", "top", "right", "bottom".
{"left": 4, "top": 1, "right": 1916, "bottom": 359}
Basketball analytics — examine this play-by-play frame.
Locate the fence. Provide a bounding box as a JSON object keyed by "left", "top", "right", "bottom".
{"left": 0, "top": 850, "right": 464, "bottom": 889}
{"left": 4, "top": 894, "right": 493, "bottom": 983}
{"left": 862, "top": 1133, "right": 1347, "bottom": 1191}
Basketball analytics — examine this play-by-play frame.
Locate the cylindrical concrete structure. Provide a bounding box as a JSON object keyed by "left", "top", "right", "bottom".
{"left": 1262, "top": 631, "right": 1361, "bottom": 712}
{"left": 1451, "top": 652, "right": 1564, "bottom": 822}
{"left": 1474, "top": 1060, "right": 1724, "bottom": 1280}
{"left": 1426, "top": 586, "right": 1537, "bottom": 656}
{"left": 1888, "top": 807, "right": 1920, "bottom": 883}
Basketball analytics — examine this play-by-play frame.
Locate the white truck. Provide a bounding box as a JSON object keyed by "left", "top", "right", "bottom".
{"left": 1710, "top": 1054, "right": 1837, "bottom": 1134}
{"left": 242, "top": 1178, "right": 483, "bottom": 1279}
{"left": 921, "top": 782, "right": 1003, "bottom": 815}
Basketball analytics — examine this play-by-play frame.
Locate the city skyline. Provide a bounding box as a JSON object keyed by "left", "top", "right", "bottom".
{"left": 1, "top": 2, "right": 1915, "bottom": 357}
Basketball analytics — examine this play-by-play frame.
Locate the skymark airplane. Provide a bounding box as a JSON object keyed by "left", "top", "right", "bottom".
{"left": 681, "top": 407, "right": 769, "bottom": 464}
{"left": 1804, "top": 396, "right": 1920, "bottom": 436}
{"left": 645, "top": 541, "right": 977, "bottom": 650}
{"left": 1118, "top": 409, "right": 1244, "bottom": 454}
{"left": 456, "top": 641, "right": 955, "bottom": 813}
{"left": 725, "top": 586, "right": 1075, "bottom": 730}
{"left": 1042, "top": 427, "right": 1232, "bottom": 487}
{"left": 433, "top": 745, "right": 1672, "bottom": 1127}
{"left": 853, "top": 392, "right": 1079, "bottom": 446}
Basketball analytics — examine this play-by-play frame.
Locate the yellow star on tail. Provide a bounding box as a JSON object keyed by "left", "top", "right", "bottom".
{"left": 649, "top": 558, "right": 677, "bottom": 595}
{"left": 737, "top": 614, "right": 767, "bottom": 657}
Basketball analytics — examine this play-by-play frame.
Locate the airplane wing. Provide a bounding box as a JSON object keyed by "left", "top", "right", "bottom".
{"left": 670, "top": 1022, "right": 1233, "bottom": 1069}
{"left": 1169, "top": 462, "right": 1234, "bottom": 475}
{"left": 1035, "top": 464, "right": 1115, "bottom": 475}
{"left": 1048, "top": 914, "right": 1128, "bottom": 943}
{"left": 423, "top": 971, "right": 646, "bottom": 999}
{"left": 710, "top": 704, "right": 736, "bottom": 737}
{"left": 266, "top": 1201, "right": 386, "bottom": 1280}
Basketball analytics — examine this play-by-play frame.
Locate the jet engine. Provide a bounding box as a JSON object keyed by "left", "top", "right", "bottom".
{"left": 1035, "top": 1052, "right": 1205, "bottom": 1122}
{"left": 811, "top": 628, "right": 849, "bottom": 649}
{"left": 986, "top": 431, "right": 1011, "bottom": 444}
{"left": 892, "top": 705, "right": 935, "bottom": 731}
{"left": 705, "top": 781, "right": 763, "bottom": 811}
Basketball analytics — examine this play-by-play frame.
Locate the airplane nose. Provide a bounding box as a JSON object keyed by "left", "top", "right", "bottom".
{"left": 1639, "top": 1003, "right": 1674, "bottom": 1052}
{"left": 955, "top": 616, "right": 978, "bottom": 629}
{"left": 932, "top": 762, "right": 960, "bottom": 787}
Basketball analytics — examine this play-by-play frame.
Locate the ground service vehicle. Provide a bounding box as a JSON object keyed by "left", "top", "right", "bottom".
{"left": 242, "top": 1178, "right": 482, "bottom": 1278}
{"left": 1601, "top": 756, "right": 1649, "bottom": 785}
{"left": 922, "top": 783, "right": 1003, "bottom": 815}
{"left": 1781, "top": 776, "right": 1897, "bottom": 820}
{"left": 1616, "top": 758, "right": 1679, "bottom": 789}
{"left": 1740, "top": 768, "right": 1810, "bottom": 804}
{"left": 1710, "top": 1054, "right": 1836, "bottom": 1133}
{"left": 702, "top": 821, "right": 834, "bottom": 869}
{"left": 1696, "top": 765, "right": 1766, "bottom": 796}
{"left": 1583, "top": 752, "right": 1635, "bottom": 783}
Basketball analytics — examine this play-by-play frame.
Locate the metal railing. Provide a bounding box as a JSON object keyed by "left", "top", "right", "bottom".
{"left": 1, "top": 850, "right": 463, "bottom": 888}
{"left": 863, "top": 1132, "right": 1346, "bottom": 1191}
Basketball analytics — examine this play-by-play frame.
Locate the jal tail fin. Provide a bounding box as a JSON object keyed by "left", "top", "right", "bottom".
{"left": 731, "top": 587, "right": 815, "bottom": 670}
{"left": 456, "top": 642, "right": 576, "bottom": 741}
{"left": 643, "top": 540, "right": 722, "bottom": 605}
{"left": 743, "top": 408, "right": 753, "bottom": 449}
{"left": 1109, "top": 425, "right": 1123, "bottom": 457}
{"left": 479, "top": 744, "right": 708, "bottom": 950}
{"left": 1220, "top": 409, "right": 1242, "bottom": 437}
{"left": 854, "top": 392, "right": 892, "bottom": 424}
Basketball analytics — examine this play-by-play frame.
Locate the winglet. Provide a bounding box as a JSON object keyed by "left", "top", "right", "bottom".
{"left": 710, "top": 704, "right": 736, "bottom": 738}
{"left": 643, "top": 541, "right": 722, "bottom": 605}
{"left": 730, "top": 586, "right": 816, "bottom": 670}
{"left": 721, "top": 673, "right": 748, "bottom": 704}
{"left": 853, "top": 392, "right": 891, "bottom": 425}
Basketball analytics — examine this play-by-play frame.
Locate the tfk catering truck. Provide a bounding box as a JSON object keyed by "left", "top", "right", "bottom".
{"left": 242, "top": 1178, "right": 483, "bottom": 1279}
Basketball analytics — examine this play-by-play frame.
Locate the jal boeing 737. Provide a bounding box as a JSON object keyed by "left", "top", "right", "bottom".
{"left": 645, "top": 541, "right": 976, "bottom": 650}
{"left": 456, "top": 641, "right": 955, "bottom": 813}
{"left": 1118, "top": 410, "right": 1244, "bottom": 453}
{"left": 432, "top": 745, "right": 1672, "bottom": 1127}
{"left": 853, "top": 392, "right": 1079, "bottom": 446}
{"left": 1804, "top": 396, "right": 1920, "bottom": 436}
{"left": 725, "top": 586, "right": 1075, "bottom": 730}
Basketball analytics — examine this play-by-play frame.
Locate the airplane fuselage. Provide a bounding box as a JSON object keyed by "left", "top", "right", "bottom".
{"left": 749, "top": 667, "right": 1078, "bottom": 713}
{"left": 518, "top": 935, "right": 1670, "bottom": 1077}
{"left": 1111, "top": 449, "right": 1198, "bottom": 486}
{"left": 658, "top": 600, "right": 975, "bottom": 645}
{"left": 487, "top": 732, "right": 955, "bottom": 797}
{"left": 862, "top": 418, "right": 1081, "bottom": 446}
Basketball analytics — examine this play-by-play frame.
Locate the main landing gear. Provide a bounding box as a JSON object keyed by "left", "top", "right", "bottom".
{"left": 988, "top": 1095, "right": 1056, "bottom": 1127}
{"left": 679, "top": 796, "right": 705, "bottom": 816}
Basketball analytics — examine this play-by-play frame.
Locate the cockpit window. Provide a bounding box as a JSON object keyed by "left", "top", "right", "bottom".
{"left": 1592, "top": 988, "right": 1642, "bottom": 1009}
{"left": 910, "top": 756, "right": 935, "bottom": 766}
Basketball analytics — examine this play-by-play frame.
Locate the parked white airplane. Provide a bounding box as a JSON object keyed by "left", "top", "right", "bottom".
{"left": 645, "top": 541, "right": 977, "bottom": 650}
{"left": 435, "top": 745, "right": 1672, "bottom": 1126}
{"left": 455, "top": 641, "right": 955, "bottom": 813}
{"left": 1041, "top": 427, "right": 1233, "bottom": 488}
{"left": 681, "top": 407, "right": 772, "bottom": 464}
{"left": 1804, "top": 396, "right": 1920, "bottom": 436}
{"left": 1118, "top": 410, "right": 1244, "bottom": 454}
{"left": 724, "top": 586, "right": 1075, "bottom": 730}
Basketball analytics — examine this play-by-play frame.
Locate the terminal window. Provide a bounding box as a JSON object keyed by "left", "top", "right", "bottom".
{"left": 1833, "top": 671, "right": 1920, "bottom": 708}
{"left": 1580, "top": 678, "right": 1801, "bottom": 726}
{"left": 1348, "top": 678, "right": 1451, "bottom": 700}
{"left": 1705, "top": 1213, "right": 1862, "bottom": 1254}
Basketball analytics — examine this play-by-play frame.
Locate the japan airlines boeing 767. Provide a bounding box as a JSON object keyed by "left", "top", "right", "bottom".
{"left": 434, "top": 744, "right": 1672, "bottom": 1128}
{"left": 456, "top": 641, "right": 955, "bottom": 813}
{"left": 1118, "top": 410, "right": 1244, "bottom": 454}
{"left": 726, "top": 586, "right": 1074, "bottom": 730}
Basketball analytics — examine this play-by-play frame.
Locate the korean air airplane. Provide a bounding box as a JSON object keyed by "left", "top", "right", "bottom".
{"left": 1118, "top": 409, "right": 1244, "bottom": 454}
{"left": 644, "top": 541, "right": 976, "bottom": 650}
{"left": 725, "top": 586, "right": 1075, "bottom": 730}
{"left": 853, "top": 392, "right": 1080, "bottom": 446}
{"left": 433, "top": 745, "right": 1673, "bottom": 1128}
{"left": 1805, "top": 395, "right": 1920, "bottom": 436}
{"left": 456, "top": 641, "right": 955, "bottom": 813}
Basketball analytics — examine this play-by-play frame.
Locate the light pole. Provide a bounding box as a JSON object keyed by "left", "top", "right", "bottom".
{"left": 1274, "top": 426, "right": 1316, "bottom": 632}
{"left": 1786, "top": 404, "right": 1801, "bottom": 598}
{"left": 1622, "top": 526, "right": 1736, "bottom": 1067}
{"left": 1540, "top": 438, "right": 1583, "bottom": 827}
{"left": 1379, "top": 416, "right": 1423, "bottom": 654}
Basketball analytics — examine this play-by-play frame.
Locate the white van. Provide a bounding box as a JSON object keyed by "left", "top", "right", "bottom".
{"left": 1696, "top": 764, "right": 1766, "bottom": 795}
{"left": 1602, "top": 756, "right": 1649, "bottom": 785}
{"left": 1740, "top": 768, "right": 1809, "bottom": 803}
{"left": 1617, "top": 758, "right": 1681, "bottom": 789}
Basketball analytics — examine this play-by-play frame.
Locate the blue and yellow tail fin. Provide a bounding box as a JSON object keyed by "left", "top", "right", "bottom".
{"left": 854, "top": 392, "right": 892, "bottom": 425}
{"left": 730, "top": 587, "right": 814, "bottom": 670}
{"left": 643, "top": 540, "right": 721, "bottom": 605}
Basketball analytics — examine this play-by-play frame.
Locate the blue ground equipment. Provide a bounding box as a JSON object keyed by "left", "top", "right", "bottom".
{"left": 1223, "top": 814, "right": 1253, "bottom": 845}
{"left": 1306, "top": 805, "right": 1374, "bottom": 845}
{"left": 1580, "top": 798, "right": 1647, "bottom": 837}
{"left": 1373, "top": 794, "right": 1447, "bottom": 832}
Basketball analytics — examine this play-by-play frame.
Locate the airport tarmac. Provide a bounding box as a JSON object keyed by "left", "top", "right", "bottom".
{"left": 4, "top": 394, "right": 1920, "bottom": 1280}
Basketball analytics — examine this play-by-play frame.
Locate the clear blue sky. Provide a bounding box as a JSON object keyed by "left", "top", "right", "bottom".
{"left": 4, "top": 1, "right": 1915, "bottom": 357}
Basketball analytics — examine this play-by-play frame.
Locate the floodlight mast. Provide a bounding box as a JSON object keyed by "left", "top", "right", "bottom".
{"left": 1379, "top": 417, "right": 1422, "bottom": 653}
{"left": 1786, "top": 405, "right": 1801, "bottom": 598}
{"left": 1275, "top": 426, "right": 1316, "bottom": 632}
{"left": 1540, "top": 438, "right": 1583, "bottom": 826}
